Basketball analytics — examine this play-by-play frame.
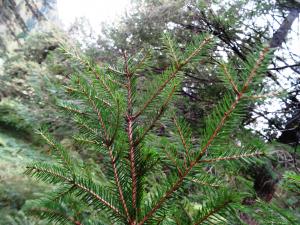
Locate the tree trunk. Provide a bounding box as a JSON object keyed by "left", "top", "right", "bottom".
{"left": 270, "top": 8, "right": 300, "bottom": 48}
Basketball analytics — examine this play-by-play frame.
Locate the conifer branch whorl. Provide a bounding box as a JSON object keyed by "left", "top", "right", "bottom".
{"left": 27, "top": 32, "right": 273, "bottom": 225}
{"left": 138, "top": 47, "right": 271, "bottom": 225}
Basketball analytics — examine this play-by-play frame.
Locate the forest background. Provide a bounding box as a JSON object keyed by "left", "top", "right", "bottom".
{"left": 0, "top": 0, "right": 299, "bottom": 224}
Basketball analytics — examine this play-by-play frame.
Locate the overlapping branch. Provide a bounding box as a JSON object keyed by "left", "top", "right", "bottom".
{"left": 138, "top": 47, "right": 270, "bottom": 225}
{"left": 134, "top": 35, "right": 213, "bottom": 119}
{"left": 26, "top": 165, "right": 123, "bottom": 218}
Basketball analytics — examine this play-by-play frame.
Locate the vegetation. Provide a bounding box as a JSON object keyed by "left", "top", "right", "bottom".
{"left": 0, "top": 0, "right": 299, "bottom": 224}
{"left": 24, "top": 33, "right": 292, "bottom": 224}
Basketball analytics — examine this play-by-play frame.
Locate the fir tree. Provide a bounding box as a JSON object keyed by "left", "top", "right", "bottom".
{"left": 25, "top": 33, "right": 279, "bottom": 225}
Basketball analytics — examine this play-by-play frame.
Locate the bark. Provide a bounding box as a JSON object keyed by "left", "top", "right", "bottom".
{"left": 270, "top": 8, "right": 300, "bottom": 48}
{"left": 6, "top": 0, "right": 29, "bottom": 32}
{"left": 24, "top": 0, "right": 46, "bottom": 21}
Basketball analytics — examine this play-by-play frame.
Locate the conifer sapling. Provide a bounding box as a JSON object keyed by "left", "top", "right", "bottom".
{"left": 25, "top": 32, "right": 273, "bottom": 224}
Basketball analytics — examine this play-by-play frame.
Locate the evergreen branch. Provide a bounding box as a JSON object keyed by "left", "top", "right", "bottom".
{"left": 62, "top": 46, "right": 115, "bottom": 99}
{"left": 76, "top": 78, "right": 110, "bottom": 142}
{"left": 65, "top": 86, "right": 112, "bottom": 107}
{"left": 181, "top": 35, "right": 213, "bottom": 65}
{"left": 138, "top": 47, "right": 270, "bottom": 225}
{"left": 30, "top": 208, "right": 83, "bottom": 225}
{"left": 196, "top": 47, "right": 270, "bottom": 162}
{"left": 161, "top": 147, "right": 183, "bottom": 177}
{"left": 26, "top": 165, "right": 123, "bottom": 218}
{"left": 163, "top": 34, "right": 180, "bottom": 67}
{"left": 25, "top": 163, "right": 71, "bottom": 184}
{"left": 57, "top": 101, "right": 87, "bottom": 115}
{"left": 108, "top": 99, "right": 120, "bottom": 146}
{"left": 124, "top": 51, "right": 138, "bottom": 215}
{"left": 242, "top": 49, "right": 270, "bottom": 91}
{"left": 73, "top": 135, "right": 100, "bottom": 145}
{"left": 173, "top": 117, "right": 191, "bottom": 168}
{"left": 221, "top": 63, "right": 240, "bottom": 94}
{"left": 198, "top": 152, "right": 264, "bottom": 163}
{"left": 29, "top": 32, "right": 276, "bottom": 225}
{"left": 195, "top": 96, "right": 240, "bottom": 162}
{"left": 73, "top": 115, "right": 100, "bottom": 137}
{"left": 192, "top": 200, "right": 232, "bottom": 225}
{"left": 107, "top": 66, "right": 126, "bottom": 76}
{"left": 131, "top": 49, "right": 152, "bottom": 74}
{"left": 37, "top": 130, "right": 74, "bottom": 171}
{"left": 51, "top": 186, "right": 77, "bottom": 202}
{"left": 135, "top": 84, "right": 177, "bottom": 146}
{"left": 134, "top": 35, "right": 213, "bottom": 119}
{"left": 191, "top": 178, "right": 221, "bottom": 188}
{"left": 138, "top": 171, "right": 188, "bottom": 225}
{"left": 107, "top": 146, "right": 131, "bottom": 222}
{"left": 74, "top": 57, "right": 131, "bottom": 221}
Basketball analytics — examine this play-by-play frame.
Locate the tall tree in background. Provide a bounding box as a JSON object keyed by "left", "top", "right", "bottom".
{"left": 0, "top": 0, "right": 57, "bottom": 58}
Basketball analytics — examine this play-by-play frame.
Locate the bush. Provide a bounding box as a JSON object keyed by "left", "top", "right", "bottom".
{"left": 0, "top": 98, "right": 35, "bottom": 135}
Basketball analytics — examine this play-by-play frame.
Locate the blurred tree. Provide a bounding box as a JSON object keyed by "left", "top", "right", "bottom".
{"left": 0, "top": 29, "right": 77, "bottom": 140}
{"left": 0, "top": 0, "right": 58, "bottom": 58}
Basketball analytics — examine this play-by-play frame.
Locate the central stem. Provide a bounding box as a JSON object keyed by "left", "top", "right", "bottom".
{"left": 124, "top": 51, "right": 138, "bottom": 217}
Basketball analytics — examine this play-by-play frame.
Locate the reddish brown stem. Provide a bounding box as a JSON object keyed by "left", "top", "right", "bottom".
{"left": 108, "top": 146, "right": 131, "bottom": 222}
{"left": 124, "top": 51, "right": 138, "bottom": 217}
